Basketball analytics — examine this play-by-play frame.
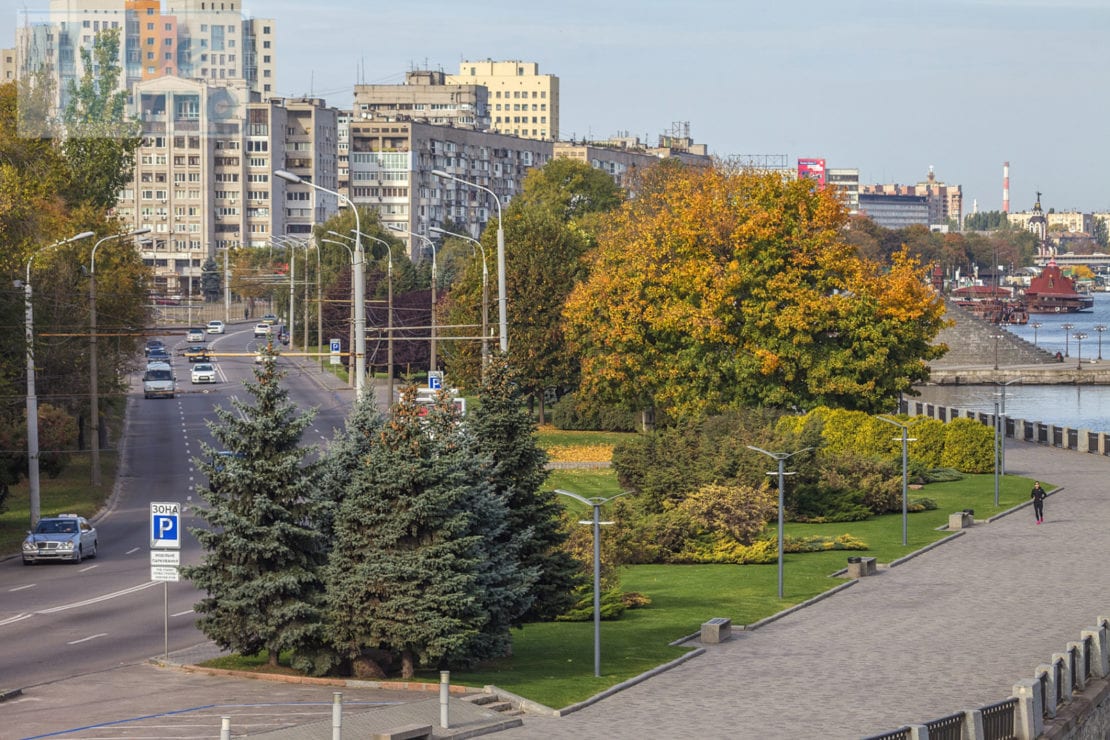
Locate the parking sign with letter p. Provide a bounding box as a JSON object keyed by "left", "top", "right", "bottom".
{"left": 151, "top": 501, "right": 181, "bottom": 549}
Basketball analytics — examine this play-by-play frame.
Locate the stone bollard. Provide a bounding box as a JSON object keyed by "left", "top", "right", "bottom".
{"left": 1013, "top": 679, "right": 1044, "bottom": 740}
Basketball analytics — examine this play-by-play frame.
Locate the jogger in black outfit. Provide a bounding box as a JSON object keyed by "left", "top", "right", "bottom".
{"left": 1031, "top": 481, "right": 1046, "bottom": 524}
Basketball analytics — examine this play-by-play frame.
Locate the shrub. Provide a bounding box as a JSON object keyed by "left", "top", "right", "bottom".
{"left": 550, "top": 393, "right": 638, "bottom": 431}
{"left": 940, "top": 417, "right": 995, "bottom": 473}
{"left": 909, "top": 417, "right": 946, "bottom": 467}
{"left": 675, "top": 482, "right": 776, "bottom": 545}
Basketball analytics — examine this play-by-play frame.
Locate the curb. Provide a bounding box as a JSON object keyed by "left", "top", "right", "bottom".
{"left": 0, "top": 687, "right": 23, "bottom": 702}
{"left": 552, "top": 647, "right": 707, "bottom": 717}
{"left": 168, "top": 661, "right": 482, "bottom": 696}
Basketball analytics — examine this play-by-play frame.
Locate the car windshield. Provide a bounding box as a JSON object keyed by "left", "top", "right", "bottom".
{"left": 35, "top": 519, "right": 77, "bottom": 534}
{"left": 194, "top": 363, "right": 213, "bottom": 371}
{"left": 144, "top": 369, "right": 172, "bottom": 381}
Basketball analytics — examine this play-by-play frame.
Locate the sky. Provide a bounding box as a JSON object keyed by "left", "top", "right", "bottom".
{"left": 6, "top": 0, "right": 1110, "bottom": 214}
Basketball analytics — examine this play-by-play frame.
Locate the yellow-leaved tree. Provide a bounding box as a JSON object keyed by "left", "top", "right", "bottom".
{"left": 564, "top": 161, "right": 947, "bottom": 422}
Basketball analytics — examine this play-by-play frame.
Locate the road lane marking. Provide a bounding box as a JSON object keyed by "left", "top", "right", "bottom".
{"left": 78, "top": 564, "right": 98, "bottom": 572}
{"left": 171, "top": 609, "right": 195, "bottom": 617}
{"left": 67, "top": 633, "right": 108, "bottom": 645}
{"left": 8, "top": 584, "right": 35, "bottom": 592}
{"left": 0, "top": 614, "right": 32, "bottom": 626}
{"left": 38, "top": 581, "right": 160, "bottom": 614}
{"left": 126, "top": 547, "right": 140, "bottom": 554}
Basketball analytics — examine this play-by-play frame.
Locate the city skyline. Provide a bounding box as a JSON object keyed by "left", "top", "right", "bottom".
{"left": 6, "top": 0, "right": 1110, "bottom": 215}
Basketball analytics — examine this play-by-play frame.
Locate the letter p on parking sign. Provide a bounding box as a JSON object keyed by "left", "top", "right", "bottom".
{"left": 150, "top": 501, "right": 181, "bottom": 550}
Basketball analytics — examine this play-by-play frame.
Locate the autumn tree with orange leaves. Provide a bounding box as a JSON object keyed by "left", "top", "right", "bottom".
{"left": 564, "top": 162, "right": 947, "bottom": 423}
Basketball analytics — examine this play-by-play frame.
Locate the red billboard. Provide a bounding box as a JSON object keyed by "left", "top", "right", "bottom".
{"left": 797, "top": 158, "right": 827, "bottom": 187}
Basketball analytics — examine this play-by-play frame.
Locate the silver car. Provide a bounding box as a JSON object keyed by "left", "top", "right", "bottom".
{"left": 22, "top": 515, "right": 98, "bottom": 564}
{"left": 191, "top": 362, "right": 217, "bottom": 384}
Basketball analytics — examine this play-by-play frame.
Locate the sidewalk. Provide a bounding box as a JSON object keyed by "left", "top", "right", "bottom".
{"left": 498, "top": 439, "right": 1110, "bottom": 739}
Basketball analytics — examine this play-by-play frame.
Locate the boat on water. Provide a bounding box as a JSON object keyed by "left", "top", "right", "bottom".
{"left": 950, "top": 285, "right": 1029, "bottom": 324}
{"left": 1022, "top": 259, "right": 1095, "bottom": 313}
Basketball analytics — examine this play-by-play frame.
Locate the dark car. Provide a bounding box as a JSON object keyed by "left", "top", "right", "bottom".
{"left": 147, "top": 348, "right": 172, "bottom": 364}
{"left": 144, "top": 339, "right": 166, "bottom": 356}
{"left": 183, "top": 345, "right": 210, "bottom": 362}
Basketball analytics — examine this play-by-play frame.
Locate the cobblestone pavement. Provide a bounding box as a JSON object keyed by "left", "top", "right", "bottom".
{"left": 500, "top": 440, "right": 1110, "bottom": 739}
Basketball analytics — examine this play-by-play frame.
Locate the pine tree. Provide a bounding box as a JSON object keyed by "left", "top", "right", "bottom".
{"left": 322, "top": 386, "right": 514, "bottom": 678}
{"left": 182, "top": 351, "right": 323, "bottom": 667}
{"left": 472, "top": 355, "right": 582, "bottom": 621}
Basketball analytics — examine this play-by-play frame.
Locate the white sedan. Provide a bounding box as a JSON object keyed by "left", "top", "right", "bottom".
{"left": 206, "top": 320, "right": 225, "bottom": 334}
{"left": 191, "top": 362, "right": 217, "bottom": 384}
{"left": 253, "top": 323, "right": 273, "bottom": 338}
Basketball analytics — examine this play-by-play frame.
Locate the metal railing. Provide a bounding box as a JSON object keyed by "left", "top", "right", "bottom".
{"left": 981, "top": 697, "right": 1018, "bottom": 739}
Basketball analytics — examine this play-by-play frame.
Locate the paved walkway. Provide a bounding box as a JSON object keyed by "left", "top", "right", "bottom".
{"left": 499, "top": 439, "right": 1110, "bottom": 739}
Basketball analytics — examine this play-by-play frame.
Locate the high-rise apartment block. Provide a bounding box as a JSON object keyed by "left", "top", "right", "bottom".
{"left": 120, "top": 75, "right": 337, "bottom": 292}
{"left": 353, "top": 70, "right": 489, "bottom": 130}
{"left": 1, "top": 48, "right": 16, "bottom": 81}
{"left": 447, "top": 60, "right": 558, "bottom": 141}
{"left": 14, "top": 0, "right": 274, "bottom": 120}
{"left": 826, "top": 168, "right": 860, "bottom": 214}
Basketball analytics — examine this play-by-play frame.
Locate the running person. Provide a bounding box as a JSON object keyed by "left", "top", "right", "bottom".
{"left": 1031, "top": 481, "right": 1047, "bottom": 524}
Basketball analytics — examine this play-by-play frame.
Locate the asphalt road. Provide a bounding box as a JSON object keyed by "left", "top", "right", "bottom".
{"left": 0, "top": 325, "right": 359, "bottom": 691}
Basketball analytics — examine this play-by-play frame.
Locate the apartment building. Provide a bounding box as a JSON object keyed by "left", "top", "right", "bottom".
{"left": 1, "top": 48, "right": 16, "bottom": 82}
{"left": 1007, "top": 209, "right": 1092, "bottom": 235}
{"left": 346, "top": 118, "right": 552, "bottom": 257}
{"left": 446, "top": 60, "right": 558, "bottom": 141}
{"left": 118, "top": 76, "right": 336, "bottom": 292}
{"left": 14, "top": 0, "right": 274, "bottom": 119}
{"left": 827, "top": 167, "right": 860, "bottom": 214}
{"left": 858, "top": 193, "right": 929, "bottom": 230}
{"left": 353, "top": 70, "right": 489, "bottom": 130}
{"left": 553, "top": 134, "right": 711, "bottom": 190}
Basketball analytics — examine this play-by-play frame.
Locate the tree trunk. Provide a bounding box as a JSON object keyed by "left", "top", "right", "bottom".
{"left": 641, "top": 406, "right": 655, "bottom": 433}
{"left": 268, "top": 648, "right": 279, "bottom": 668}
{"left": 538, "top": 392, "right": 546, "bottom": 426}
{"left": 401, "top": 648, "right": 415, "bottom": 679}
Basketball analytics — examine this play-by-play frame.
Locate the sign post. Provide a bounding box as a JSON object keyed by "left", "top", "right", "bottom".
{"left": 329, "top": 338, "right": 341, "bottom": 366}
{"left": 150, "top": 502, "right": 181, "bottom": 660}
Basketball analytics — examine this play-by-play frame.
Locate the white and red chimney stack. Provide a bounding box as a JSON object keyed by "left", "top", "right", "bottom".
{"left": 1002, "top": 161, "right": 1010, "bottom": 213}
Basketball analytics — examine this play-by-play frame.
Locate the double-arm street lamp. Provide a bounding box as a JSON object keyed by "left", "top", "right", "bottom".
{"left": 554, "top": 489, "right": 629, "bottom": 678}
{"left": 1075, "top": 331, "right": 1088, "bottom": 369}
{"left": 430, "top": 170, "right": 507, "bottom": 352}
{"left": 1030, "top": 321, "right": 1042, "bottom": 347}
{"left": 26, "top": 230, "right": 95, "bottom": 526}
{"left": 89, "top": 227, "right": 150, "bottom": 487}
{"left": 387, "top": 225, "right": 438, "bottom": 373}
{"left": 429, "top": 225, "right": 489, "bottom": 368}
{"left": 346, "top": 229, "right": 395, "bottom": 406}
{"left": 1095, "top": 325, "right": 1107, "bottom": 361}
{"left": 875, "top": 416, "right": 920, "bottom": 546}
{"left": 1062, "top": 322, "right": 1074, "bottom": 357}
{"left": 274, "top": 169, "right": 367, "bottom": 398}
{"left": 321, "top": 236, "right": 357, "bottom": 386}
{"left": 746, "top": 445, "right": 812, "bottom": 599}
{"left": 271, "top": 234, "right": 304, "bottom": 347}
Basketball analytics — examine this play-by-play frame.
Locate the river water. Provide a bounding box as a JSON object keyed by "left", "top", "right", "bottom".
{"left": 911, "top": 290, "right": 1110, "bottom": 433}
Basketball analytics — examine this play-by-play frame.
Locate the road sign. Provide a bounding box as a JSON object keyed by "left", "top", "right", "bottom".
{"left": 150, "top": 501, "right": 181, "bottom": 550}
{"left": 150, "top": 550, "right": 180, "bottom": 566}
{"left": 151, "top": 565, "right": 179, "bottom": 582}
{"left": 329, "top": 337, "right": 342, "bottom": 365}
{"left": 429, "top": 371, "right": 443, "bottom": 390}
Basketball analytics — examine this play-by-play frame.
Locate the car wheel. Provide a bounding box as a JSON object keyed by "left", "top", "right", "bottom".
{"left": 23, "top": 558, "right": 33, "bottom": 566}
{"left": 73, "top": 546, "right": 83, "bottom": 564}
{"left": 88, "top": 540, "right": 98, "bottom": 559}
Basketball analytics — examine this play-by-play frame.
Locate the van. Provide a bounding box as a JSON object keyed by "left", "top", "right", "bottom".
{"left": 143, "top": 362, "right": 175, "bottom": 399}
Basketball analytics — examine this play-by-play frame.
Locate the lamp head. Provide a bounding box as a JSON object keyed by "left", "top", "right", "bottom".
{"left": 274, "top": 169, "right": 302, "bottom": 185}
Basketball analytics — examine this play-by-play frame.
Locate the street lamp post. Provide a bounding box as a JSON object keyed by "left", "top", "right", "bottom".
{"left": 875, "top": 416, "right": 918, "bottom": 546}
{"left": 388, "top": 225, "right": 438, "bottom": 373}
{"left": 746, "top": 446, "right": 811, "bottom": 599}
{"left": 322, "top": 237, "right": 357, "bottom": 387}
{"left": 347, "top": 229, "right": 396, "bottom": 406}
{"left": 1030, "top": 321, "right": 1042, "bottom": 347}
{"left": 430, "top": 226, "right": 489, "bottom": 369}
{"left": 554, "top": 489, "right": 629, "bottom": 678}
{"left": 89, "top": 227, "right": 150, "bottom": 487}
{"left": 1095, "top": 324, "right": 1107, "bottom": 361}
{"left": 990, "top": 331, "right": 1003, "bottom": 371}
{"left": 994, "top": 378, "right": 1021, "bottom": 476}
{"left": 1075, "top": 331, "right": 1087, "bottom": 369}
{"left": 1062, "top": 322, "right": 1074, "bottom": 357}
{"left": 274, "top": 169, "right": 367, "bottom": 398}
{"left": 993, "top": 399, "right": 1001, "bottom": 507}
{"left": 431, "top": 169, "right": 507, "bottom": 352}
{"left": 26, "top": 231, "right": 95, "bottom": 527}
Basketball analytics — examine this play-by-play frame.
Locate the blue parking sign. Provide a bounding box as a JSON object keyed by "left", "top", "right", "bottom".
{"left": 151, "top": 501, "right": 181, "bottom": 549}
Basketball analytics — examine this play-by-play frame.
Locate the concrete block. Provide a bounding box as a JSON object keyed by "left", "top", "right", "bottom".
{"left": 700, "top": 617, "right": 731, "bottom": 644}
{"left": 371, "top": 724, "right": 433, "bottom": 740}
{"left": 948, "top": 511, "right": 974, "bottom": 530}
{"left": 1013, "top": 678, "right": 1044, "bottom": 740}
{"left": 846, "top": 556, "right": 877, "bottom": 578}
